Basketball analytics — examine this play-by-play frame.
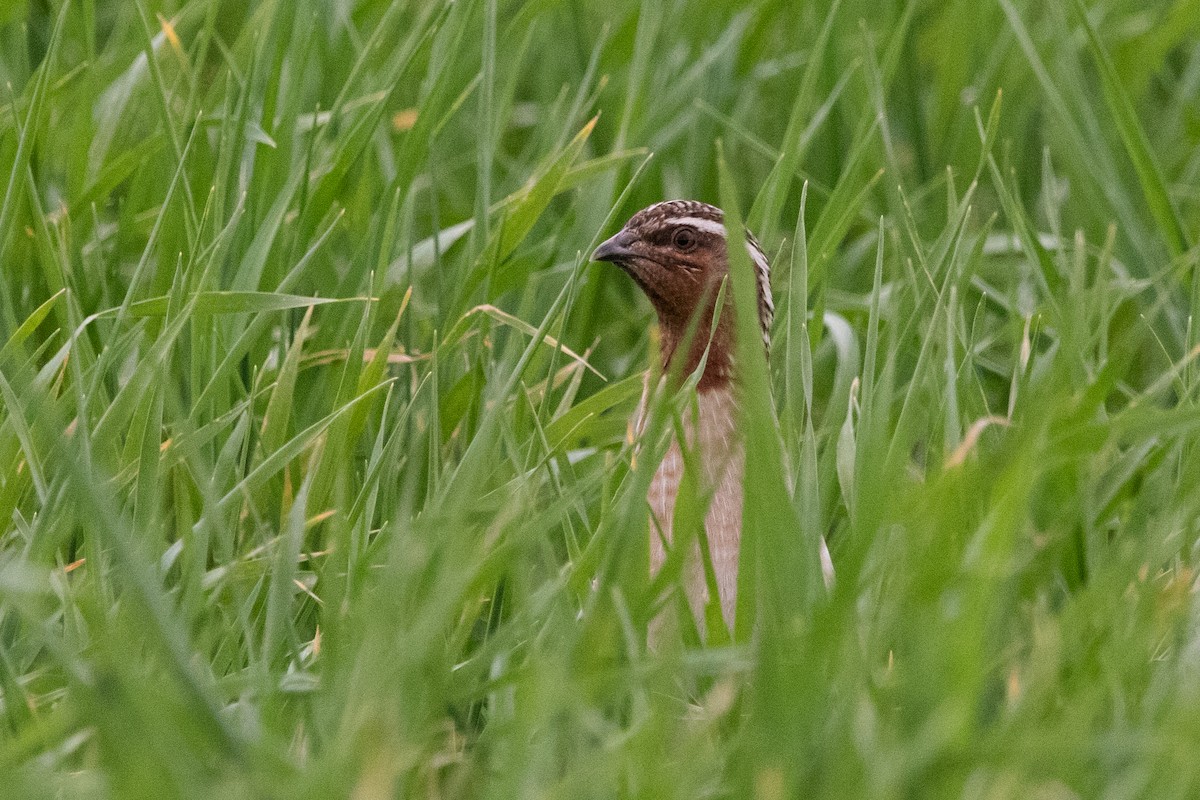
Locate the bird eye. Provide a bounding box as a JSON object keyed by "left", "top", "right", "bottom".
{"left": 672, "top": 226, "right": 698, "bottom": 252}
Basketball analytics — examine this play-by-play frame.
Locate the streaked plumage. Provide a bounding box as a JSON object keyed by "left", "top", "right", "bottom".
{"left": 593, "top": 200, "right": 833, "bottom": 637}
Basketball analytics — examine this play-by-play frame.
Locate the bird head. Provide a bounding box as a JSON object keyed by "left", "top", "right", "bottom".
{"left": 592, "top": 200, "right": 773, "bottom": 389}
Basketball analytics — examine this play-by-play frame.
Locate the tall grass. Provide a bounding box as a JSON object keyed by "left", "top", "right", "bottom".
{"left": 1, "top": 0, "right": 1199, "bottom": 797}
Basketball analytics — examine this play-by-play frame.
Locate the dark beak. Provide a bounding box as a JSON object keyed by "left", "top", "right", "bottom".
{"left": 591, "top": 229, "right": 637, "bottom": 264}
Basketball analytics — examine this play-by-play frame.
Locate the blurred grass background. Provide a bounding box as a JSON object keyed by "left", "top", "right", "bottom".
{"left": 1, "top": 0, "right": 1199, "bottom": 797}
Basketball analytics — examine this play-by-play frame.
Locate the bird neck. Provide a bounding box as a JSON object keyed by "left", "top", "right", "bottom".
{"left": 658, "top": 312, "right": 735, "bottom": 393}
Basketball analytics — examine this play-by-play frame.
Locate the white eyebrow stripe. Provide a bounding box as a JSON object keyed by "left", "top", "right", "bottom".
{"left": 667, "top": 217, "right": 727, "bottom": 237}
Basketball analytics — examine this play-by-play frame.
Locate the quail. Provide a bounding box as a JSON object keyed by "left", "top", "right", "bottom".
{"left": 592, "top": 200, "right": 834, "bottom": 636}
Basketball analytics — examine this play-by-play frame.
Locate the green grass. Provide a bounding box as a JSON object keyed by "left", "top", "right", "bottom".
{"left": 1, "top": 0, "right": 1199, "bottom": 796}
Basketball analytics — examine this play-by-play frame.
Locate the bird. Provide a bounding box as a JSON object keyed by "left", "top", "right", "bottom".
{"left": 592, "top": 199, "right": 833, "bottom": 639}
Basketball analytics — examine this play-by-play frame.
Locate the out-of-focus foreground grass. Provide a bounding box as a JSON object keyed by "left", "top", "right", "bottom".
{"left": 1, "top": 1, "right": 1199, "bottom": 797}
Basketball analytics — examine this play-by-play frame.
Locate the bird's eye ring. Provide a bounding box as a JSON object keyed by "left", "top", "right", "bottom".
{"left": 672, "top": 226, "right": 698, "bottom": 252}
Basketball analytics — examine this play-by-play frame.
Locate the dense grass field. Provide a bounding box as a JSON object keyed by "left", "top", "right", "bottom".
{"left": 2, "top": 0, "right": 1200, "bottom": 797}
